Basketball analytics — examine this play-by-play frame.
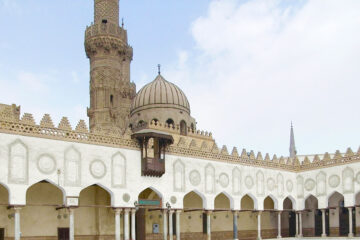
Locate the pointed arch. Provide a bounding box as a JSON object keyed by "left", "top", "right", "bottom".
{"left": 264, "top": 194, "right": 278, "bottom": 210}
{"left": 79, "top": 183, "right": 113, "bottom": 206}
{"left": 327, "top": 191, "right": 344, "bottom": 207}
{"left": 0, "top": 182, "right": 10, "bottom": 205}
{"left": 305, "top": 194, "right": 318, "bottom": 209}
{"left": 138, "top": 186, "right": 163, "bottom": 200}
{"left": 283, "top": 196, "right": 296, "bottom": 210}
{"left": 183, "top": 190, "right": 204, "bottom": 209}
{"left": 214, "top": 192, "right": 232, "bottom": 209}
{"left": 26, "top": 180, "right": 65, "bottom": 205}
{"left": 241, "top": 193, "right": 257, "bottom": 210}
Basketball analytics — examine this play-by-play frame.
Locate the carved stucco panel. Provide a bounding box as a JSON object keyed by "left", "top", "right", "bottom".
{"left": 205, "top": 164, "right": 215, "bottom": 194}
{"left": 112, "top": 152, "right": 126, "bottom": 188}
{"left": 8, "top": 140, "right": 28, "bottom": 184}
{"left": 37, "top": 154, "right": 57, "bottom": 174}
{"left": 173, "top": 159, "right": 185, "bottom": 192}
{"left": 316, "top": 171, "right": 326, "bottom": 197}
{"left": 64, "top": 147, "right": 81, "bottom": 187}
{"left": 232, "top": 168, "right": 241, "bottom": 195}
{"left": 256, "top": 171, "right": 264, "bottom": 196}
{"left": 297, "top": 175, "right": 304, "bottom": 198}
{"left": 342, "top": 167, "right": 354, "bottom": 194}
{"left": 277, "top": 173, "right": 284, "bottom": 197}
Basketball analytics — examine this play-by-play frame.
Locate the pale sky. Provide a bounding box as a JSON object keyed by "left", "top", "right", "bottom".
{"left": 0, "top": 0, "right": 359, "bottom": 157}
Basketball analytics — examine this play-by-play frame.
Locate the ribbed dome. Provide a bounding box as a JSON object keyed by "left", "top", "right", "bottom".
{"left": 131, "top": 74, "right": 190, "bottom": 115}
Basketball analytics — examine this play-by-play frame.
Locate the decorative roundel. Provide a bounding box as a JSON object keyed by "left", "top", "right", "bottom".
{"left": 245, "top": 176, "right": 254, "bottom": 189}
{"left": 304, "top": 179, "right": 316, "bottom": 191}
{"left": 90, "top": 160, "right": 107, "bottom": 179}
{"left": 170, "top": 196, "right": 177, "bottom": 204}
{"left": 286, "top": 180, "right": 293, "bottom": 192}
{"left": 329, "top": 175, "right": 340, "bottom": 188}
{"left": 189, "top": 170, "right": 201, "bottom": 186}
{"left": 219, "top": 173, "right": 230, "bottom": 188}
{"left": 267, "top": 178, "right": 276, "bottom": 191}
{"left": 123, "top": 193, "right": 130, "bottom": 203}
{"left": 37, "top": 155, "right": 56, "bottom": 174}
{"left": 356, "top": 172, "right": 360, "bottom": 184}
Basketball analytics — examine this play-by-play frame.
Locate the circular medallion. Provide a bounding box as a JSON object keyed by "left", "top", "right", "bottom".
{"left": 37, "top": 155, "right": 56, "bottom": 174}
{"left": 219, "top": 173, "right": 229, "bottom": 188}
{"left": 170, "top": 196, "right": 177, "bottom": 204}
{"left": 245, "top": 176, "right": 254, "bottom": 189}
{"left": 267, "top": 178, "right": 276, "bottom": 191}
{"left": 90, "top": 160, "right": 107, "bottom": 179}
{"left": 123, "top": 193, "right": 130, "bottom": 203}
{"left": 189, "top": 170, "right": 201, "bottom": 186}
{"left": 286, "top": 180, "right": 293, "bottom": 192}
{"left": 329, "top": 175, "right": 340, "bottom": 188}
{"left": 304, "top": 179, "right": 316, "bottom": 191}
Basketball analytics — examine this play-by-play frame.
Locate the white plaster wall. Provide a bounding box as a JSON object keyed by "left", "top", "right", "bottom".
{"left": 0, "top": 132, "right": 359, "bottom": 212}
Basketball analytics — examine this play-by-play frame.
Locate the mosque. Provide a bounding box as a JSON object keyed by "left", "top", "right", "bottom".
{"left": 0, "top": 0, "right": 359, "bottom": 240}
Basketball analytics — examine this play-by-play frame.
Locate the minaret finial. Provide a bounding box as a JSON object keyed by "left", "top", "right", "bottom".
{"left": 289, "top": 122, "right": 297, "bottom": 158}
{"left": 158, "top": 64, "right": 161, "bottom": 75}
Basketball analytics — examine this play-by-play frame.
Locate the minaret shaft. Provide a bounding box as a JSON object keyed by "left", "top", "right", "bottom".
{"left": 85, "top": 0, "right": 135, "bottom": 132}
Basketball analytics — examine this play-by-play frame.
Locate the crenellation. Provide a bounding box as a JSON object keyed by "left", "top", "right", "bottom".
{"left": 264, "top": 153, "right": 271, "bottom": 161}
{"left": 256, "top": 152, "right": 263, "bottom": 161}
{"left": 231, "top": 147, "right": 239, "bottom": 157}
{"left": 40, "top": 114, "right": 54, "bottom": 128}
{"left": 75, "top": 120, "right": 89, "bottom": 133}
{"left": 272, "top": 154, "right": 278, "bottom": 163}
{"left": 249, "top": 150, "right": 256, "bottom": 160}
{"left": 323, "top": 152, "right": 331, "bottom": 161}
{"left": 58, "top": 117, "right": 72, "bottom": 130}
{"left": 346, "top": 147, "right": 354, "bottom": 156}
{"left": 221, "top": 145, "right": 229, "bottom": 155}
{"left": 20, "top": 113, "right": 35, "bottom": 125}
{"left": 241, "top": 149, "right": 248, "bottom": 159}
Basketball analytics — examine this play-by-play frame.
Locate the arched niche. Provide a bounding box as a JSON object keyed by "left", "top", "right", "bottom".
{"left": 214, "top": 193, "right": 230, "bottom": 210}
{"left": 241, "top": 194, "right": 255, "bottom": 210}
{"left": 183, "top": 191, "right": 204, "bottom": 209}
{"left": 264, "top": 196, "right": 275, "bottom": 210}
{"left": 77, "top": 184, "right": 114, "bottom": 238}
{"left": 22, "top": 180, "right": 65, "bottom": 238}
{"left": 304, "top": 195, "right": 319, "bottom": 237}
{"left": 282, "top": 197, "right": 296, "bottom": 237}
{"left": 0, "top": 183, "right": 9, "bottom": 205}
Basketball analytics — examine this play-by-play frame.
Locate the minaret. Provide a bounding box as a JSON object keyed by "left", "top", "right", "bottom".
{"left": 289, "top": 122, "right": 297, "bottom": 158}
{"left": 85, "top": 0, "right": 136, "bottom": 133}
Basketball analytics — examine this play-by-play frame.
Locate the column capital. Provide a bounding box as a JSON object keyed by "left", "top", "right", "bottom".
{"left": 169, "top": 209, "right": 175, "bottom": 214}
{"left": 131, "top": 208, "right": 137, "bottom": 214}
{"left": 232, "top": 210, "right": 238, "bottom": 215}
{"left": 114, "top": 208, "right": 123, "bottom": 214}
{"left": 206, "top": 210, "right": 213, "bottom": 215}
{"left": 176, "top": 209, "right": 182, "bottom": 214}
{"left": 124, "top": 208, "right": 131, "bottom": 213}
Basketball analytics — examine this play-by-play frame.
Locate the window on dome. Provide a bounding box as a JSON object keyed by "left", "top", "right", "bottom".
{"left": 180, "top": 120, "right": 187, "bottom": 136}
{"left": 166, "top": 119, "right": 174, "bottom": 127}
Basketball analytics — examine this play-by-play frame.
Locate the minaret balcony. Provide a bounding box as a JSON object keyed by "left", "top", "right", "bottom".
{"left": 85, "top": 22, "right": 127, "bottom": 42}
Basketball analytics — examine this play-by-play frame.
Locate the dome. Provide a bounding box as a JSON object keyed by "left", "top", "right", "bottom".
{"left": 130, "top": 74, "right": 190, "bottom": 115}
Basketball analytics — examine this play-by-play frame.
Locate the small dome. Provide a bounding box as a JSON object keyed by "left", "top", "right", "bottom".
{"left": 130, "top": 74, "right": 190, "bottom": 115}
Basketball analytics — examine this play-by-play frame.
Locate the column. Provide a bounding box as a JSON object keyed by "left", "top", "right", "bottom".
{"left": 257, "top": 211, "right": 262, "bottom": 240}
{"left": 163, "top": 209, "right": 168, "bottom": 240}
{"left": 169, "top": 210, "right": 174, "bottom": 240}
{"left": 321, "top": 209, "right": 326, "bottom": 237}
{"left": 131, "top": 209, "right": 136, "bottom": 240}
{"left": 69, "top": 208, "right": 75, "bottom": 240}
{"left": 176, "top": 210, "right": 181, "bottom": 240}
{"left": 14, "top": 207, "right": 21, "bottom": 240}
{"left": 349, "top": 207, "right": 354, "bottom": 237}
{"left": 124, "top": 209, "right": 130, "bottom": 240}
{"left": 277, "top": 211, "right": 281, "bottom": 239}
{"left": 299, "top": 212, "right": 303, "bottom": 237}
{"left": 207, "top": 211, "right": 212, "bottom": 240}
{"left": 115, "top": 209, "right": 122, "bottom": 240}
{"left": 295, "top": 212, "right": 299, "bottom": 237}
{"left": 233, "top": 211, "right": 238, "bottom": 240}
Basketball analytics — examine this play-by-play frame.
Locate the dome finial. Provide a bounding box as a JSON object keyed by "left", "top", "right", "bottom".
{"left": 158, "top": 64, "right": 161, "bottom": 75}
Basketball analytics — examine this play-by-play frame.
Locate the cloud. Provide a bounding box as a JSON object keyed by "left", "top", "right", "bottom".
{"left": 166, "top": 0, "right": 360, "bottom": 156}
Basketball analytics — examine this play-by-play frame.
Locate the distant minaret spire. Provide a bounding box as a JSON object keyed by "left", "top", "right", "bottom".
{"left": 289, "top": 122, "right": 297, "bottom": 158}
{"left": 158, "top": 64, "right": 161, "bottom": 75}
